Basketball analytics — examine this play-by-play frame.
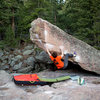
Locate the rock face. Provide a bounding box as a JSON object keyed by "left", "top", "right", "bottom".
{"left": 0, "top": 70, "right": 100, "bottom": 100}
{"left": 30, "top": 18, "right": 100, "bottom": 74}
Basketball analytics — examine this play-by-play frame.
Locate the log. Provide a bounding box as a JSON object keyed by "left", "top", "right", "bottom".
{"left": 30, "top": 18, "right": 100, "bottom": 74}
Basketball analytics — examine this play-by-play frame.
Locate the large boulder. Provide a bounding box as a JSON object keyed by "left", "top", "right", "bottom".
{"left": 30, "top": 18, "right": 100, "bottom": 74}
{"left": 35, "top": 51, "right": 52, "bottom": 63}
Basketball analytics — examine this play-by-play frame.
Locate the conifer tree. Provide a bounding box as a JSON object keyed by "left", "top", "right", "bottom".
{"left": 58, "top": 0, "right": 100, "bottom": 49}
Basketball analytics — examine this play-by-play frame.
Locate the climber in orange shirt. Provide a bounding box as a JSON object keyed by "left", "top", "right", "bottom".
{"left": 46, "top": 47, "right": 75, "bottom": 70}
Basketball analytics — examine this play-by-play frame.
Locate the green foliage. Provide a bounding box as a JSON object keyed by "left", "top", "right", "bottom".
{"left": 0, "top": 0, "right": 21, "bottom": 48}
{"left": 5, "top": 26, "right": 14, "bottom": 41}
{"left": 0, "top": 0, "right": 100, "bottom": 50}
{"left": 58, "top": 0, "right": 100, "bottom": 49}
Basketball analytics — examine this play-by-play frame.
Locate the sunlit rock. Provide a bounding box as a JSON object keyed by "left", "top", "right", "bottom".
{"left": 30, "top": 18, "right": 100, "bottom": 74}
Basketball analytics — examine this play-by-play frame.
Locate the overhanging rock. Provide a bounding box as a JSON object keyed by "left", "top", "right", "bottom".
{"left": 30, "top": 18, "right": 100, "bottom": 74}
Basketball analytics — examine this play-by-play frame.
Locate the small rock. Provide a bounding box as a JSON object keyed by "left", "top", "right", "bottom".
{"left": 8, "top": 59, "right": 12, "bottom": 64}
{"left": 39, "top": 63, "right": 47, "bottom": 70}
{"left": 23, "top": 50, "right": 33, "bottom": 55}
{"left": 17, "top": 66, "right": 33, "bottom": 73}
{"left": 1, "top": 62, "right": 5, "bottom": 66}
{"left": 34, "top": 64, "right": 41, "bottom": 72}
{"left": 0, "top": 65, "right": 9, "bottom": 70}
{"left": 13, "top": 62, "right": 22, "bottom": 70}
{"left": 0, "top": 56, "right": 7, "bottom": 61}
{"left": 0, "top": 51, "right": 3, "bottom": 57}
{"left": 11, "top": 57, "right": 18, "bottom": 62}
{"left": 24, "top": 45, "right": 34, "bottom": 50}
{"left": 15, "top": 55, "right": 23, "bottom": 60}
{"left": 10, "top": 61, "right": 15, "bottom": 67}
{"left": 2, "top": 60, "right": 7, "bottom": 65}
{"left": 35, "top": 51, "right": 51, "bottom": 63}
{"left": 11, "top": 55, "right": 23, "bottom": 62}
{"left": 5, "top": 52, "right": 9, "bottom": 55}
{"left": 0, "top": 56, "right": 9, "bottom": 61}
{"left": 23, "top": 60, "right": 27, "bottom": 64}
{"left": 26, "top": 57, "right": 35, "bottom": 67}
{"left": 16, "top": 50, "right": 21, "bottom": 53}
{"left": 4, "top": 56, "right": 9, "bottom": 59}
{"left": 9, "top": 55, "right": 14, "bottom": 58}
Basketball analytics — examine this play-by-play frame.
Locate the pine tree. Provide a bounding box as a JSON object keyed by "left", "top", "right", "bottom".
{"left": 58, "top": 0, "right": 100, "bottom": 49}
{"left": 89, "top": 0, "right": 100, "bottom": 49}
{"left": 0, "top": 0, "right": 23, "bottom": 47}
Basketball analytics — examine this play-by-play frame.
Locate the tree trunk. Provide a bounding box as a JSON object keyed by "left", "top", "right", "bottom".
{"left": 11, "top": 8, "right": 15, "bottom": 37}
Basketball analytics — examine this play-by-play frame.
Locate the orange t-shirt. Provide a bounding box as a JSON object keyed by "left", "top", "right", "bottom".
{"left": 50, "top": 56, "right": 64, "bottom": 69}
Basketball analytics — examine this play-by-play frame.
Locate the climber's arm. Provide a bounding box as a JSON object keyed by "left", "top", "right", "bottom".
{"left": 60, "top": 48, "right": 64, "bottom": 57}
{"left": 46, "top": 48, "right": 51, "bottom": 56}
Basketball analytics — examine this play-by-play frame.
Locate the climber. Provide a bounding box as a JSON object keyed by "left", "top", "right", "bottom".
{"left": 46, "top": 47, "right": 76, "bottom": 70}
